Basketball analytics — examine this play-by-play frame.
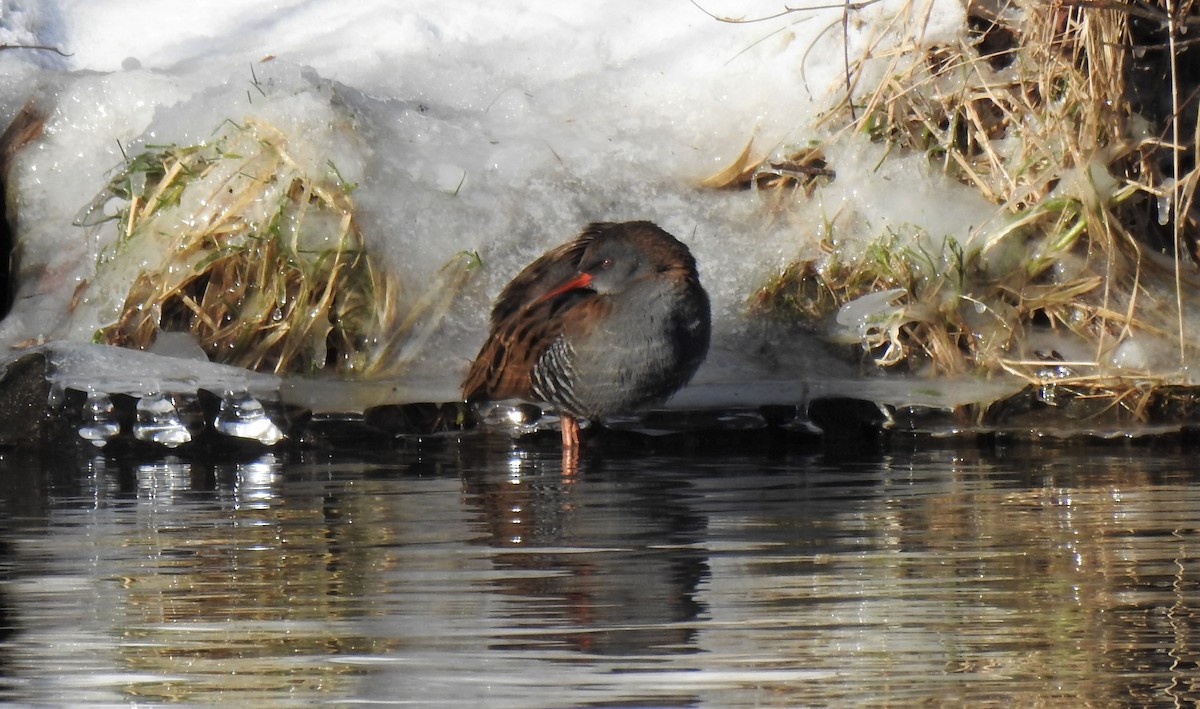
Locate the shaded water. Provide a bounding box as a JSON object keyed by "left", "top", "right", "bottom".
{"left": 0, "top": 434, "right": 1198, "bottom": 707}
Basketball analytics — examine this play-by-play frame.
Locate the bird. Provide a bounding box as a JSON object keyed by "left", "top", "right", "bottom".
{"left": 462, "top": 221, "right": 711, "bottom": 450}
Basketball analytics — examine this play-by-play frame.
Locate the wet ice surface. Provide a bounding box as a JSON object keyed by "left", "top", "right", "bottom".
{"left": 0, "top": 437, "right": 1197, "bottom": 706}
{"left": 32, "top": 340, "right": 1029, "bottom": 451}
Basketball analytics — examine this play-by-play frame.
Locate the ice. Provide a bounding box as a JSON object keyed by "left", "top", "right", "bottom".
{"left": 78, "top": 392, "right": 120, "bottom": 448}
{"left": 1157, "top": 189, "right": 1173, "bottom": 226}
{"left": 214, "top": 392, "right": 285, "bottom": 446}
{"left": 45, "top": 343, "right": 280, "bottom": 401}
{"left": 133, "top": 394, "right": 196, "bottom": 448}
{"left": 817, "top": 142, "right": 1001, "bottom": 262}
{"left": 834, "top": 288, "right": 908, "bottom": 342}
{"left": 474, "top": 399, "right": 560, "bottom": 438}
{"left": 1109, "top": 338, "right": 1148, "bottom": 371}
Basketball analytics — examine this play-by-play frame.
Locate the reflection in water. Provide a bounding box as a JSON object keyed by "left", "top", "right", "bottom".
{"left": 460, "top": 442, "right": 708, "bottom": 660}
{"left": 0, "top": 438, "right": 1196, "bottom": 706}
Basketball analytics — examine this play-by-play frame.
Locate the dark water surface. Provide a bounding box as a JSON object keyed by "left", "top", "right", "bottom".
{"left": 0, "top": 434, "right": 1198, "bottom": 707}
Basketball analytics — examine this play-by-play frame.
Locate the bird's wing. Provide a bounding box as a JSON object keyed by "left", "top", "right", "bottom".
{"left": 487, "top": 234, "right": 594, "bottom": 328}
{"left": 462, "top": 289, "right": 610, "bottom": 403}
{"left": 462, "top": 225, "right": 609, "bottom": 402}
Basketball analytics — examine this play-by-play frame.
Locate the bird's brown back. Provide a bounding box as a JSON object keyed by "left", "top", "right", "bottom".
{"left": 461, "top": 231, "right": 597, "bottom": 402}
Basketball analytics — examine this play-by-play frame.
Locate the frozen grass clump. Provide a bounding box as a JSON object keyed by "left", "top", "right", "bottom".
{"left": 73, "top": 117, "right": 475, "bottom": 377}
{"left": 740, "top": 0, "right": 1200, "bottom": 425}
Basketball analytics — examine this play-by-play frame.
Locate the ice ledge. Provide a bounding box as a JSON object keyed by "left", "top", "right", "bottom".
{"left": 9, "top": 341, "right": 1193, "bottom": 455}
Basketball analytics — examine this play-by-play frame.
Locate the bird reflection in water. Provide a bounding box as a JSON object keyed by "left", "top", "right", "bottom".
{"left": 460, "top": 438, "right": 709, "bottom": 657}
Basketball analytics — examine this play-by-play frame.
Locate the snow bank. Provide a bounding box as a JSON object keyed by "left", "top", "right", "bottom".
{"left": 0, "top": 0, "right": 1004, "bottom": 425}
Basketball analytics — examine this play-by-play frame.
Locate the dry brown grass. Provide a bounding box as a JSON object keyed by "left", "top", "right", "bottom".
{"left": 729, "top": 0, "right": 1200, "bottom": 422}
{"left": 76, "top": 118, "right": 476, "bottom": 377}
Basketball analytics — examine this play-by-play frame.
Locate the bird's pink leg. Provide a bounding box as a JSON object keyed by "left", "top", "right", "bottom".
{"left": 560, "top": 415, "right": 580, "bottom": 450}
{"left": 559, "top": 416, "right": 581, "bottom": 480}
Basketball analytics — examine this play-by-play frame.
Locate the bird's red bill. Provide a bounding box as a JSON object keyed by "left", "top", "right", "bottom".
{"left": 539, "top": 272, "right": 593, "bottom": 302}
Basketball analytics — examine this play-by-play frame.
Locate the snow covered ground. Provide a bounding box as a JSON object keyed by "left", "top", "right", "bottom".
{"left": 0, "top": 1, "right": 1013, "bottom": 418}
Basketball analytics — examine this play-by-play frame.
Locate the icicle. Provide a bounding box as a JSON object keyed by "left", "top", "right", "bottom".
{"left": 133, "top": 394, "right": 193, "bottom": 447}
{"left": 214, "top": 391, "right": 285, "bottom": 445}
{"left": 1157, "top": 194, "right": 1171, "bottom": 226}
{"left": 78, "top": 392, "right": 120, "bottom": 448}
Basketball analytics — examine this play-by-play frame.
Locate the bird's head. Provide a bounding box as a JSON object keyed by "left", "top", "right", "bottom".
{"left": 538, "top": 222, "right": 694, "bottom": 301}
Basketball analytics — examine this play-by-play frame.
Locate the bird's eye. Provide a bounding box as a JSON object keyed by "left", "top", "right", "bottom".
{"left": 599, "top": 258, "right": 614, "bottom": 270}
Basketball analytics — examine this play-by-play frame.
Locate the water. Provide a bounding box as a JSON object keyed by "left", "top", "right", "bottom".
{"left": 0, "top": 434, "right": 1198, "bottom": 707}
